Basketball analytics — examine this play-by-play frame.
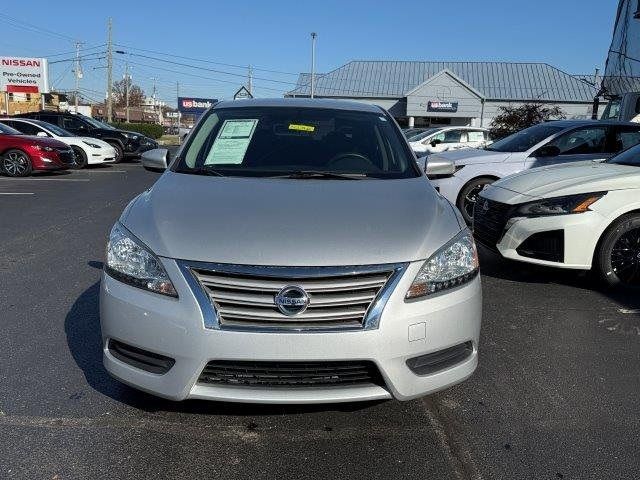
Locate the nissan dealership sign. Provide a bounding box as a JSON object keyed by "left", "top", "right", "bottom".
{"left": 1, "top": 57, "right": 50, "bottom": 93}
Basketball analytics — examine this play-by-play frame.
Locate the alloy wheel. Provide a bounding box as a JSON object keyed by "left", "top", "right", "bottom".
{"left": 3, "top": 151, "right": 29, "bottom": 176}
{"left": 610, "top": 227, "right": 640, "bottom": 286}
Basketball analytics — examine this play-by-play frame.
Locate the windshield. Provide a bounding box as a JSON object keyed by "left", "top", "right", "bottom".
{"left": 31, "top": 119, "right": 74, "bottom": 137}
{"left": 83, "top": 116, "right": 115, "bottom": 130}
{"left": 607, "top": 143, "right": 640, "bottom": 166}
{"left": 0, "top": 123, "right": 21, "bottom": 135}
{"left": 486, "top": 123, "right": 565, "bottom": 152}
{"left": 175, "top": 107, "right": 420, "bottom": 179}
{"left": 600, "top": 98, "right": 621, "bottom": 120}
{"left": 408, "top": 128, "right": 441, "bottom": 142}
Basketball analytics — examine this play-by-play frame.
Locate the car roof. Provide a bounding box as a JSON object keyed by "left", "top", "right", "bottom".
{"left": 548, "top": 119, "right": 640, "bottom": 128}
{"left": 213, "top": 98, "right": 383, "bottom": 113}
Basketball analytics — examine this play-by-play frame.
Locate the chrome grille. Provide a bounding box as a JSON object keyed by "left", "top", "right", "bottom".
{"left": 185, "top": 263, "right": 404, "bottom": 331}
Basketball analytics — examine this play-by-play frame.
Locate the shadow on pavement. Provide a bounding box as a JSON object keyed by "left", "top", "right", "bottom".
{"left": 479, "top": 246, "right": 640, "bottom": 310}
{"left": 65, "top": 278, "right": 381, "bottom": 416}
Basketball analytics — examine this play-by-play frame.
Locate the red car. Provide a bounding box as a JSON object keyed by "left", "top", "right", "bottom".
{"left": 0, "top": 122, "right": 75, "bottom": 177}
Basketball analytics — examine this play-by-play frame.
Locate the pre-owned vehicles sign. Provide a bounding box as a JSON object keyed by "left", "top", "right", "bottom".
{"left": 0, "top": 57, "right": 50, "bottom": 93}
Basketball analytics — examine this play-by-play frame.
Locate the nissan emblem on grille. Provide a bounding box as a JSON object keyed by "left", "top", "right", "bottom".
{"left": 274, "top": 286, "right": 310, "bottom": 316}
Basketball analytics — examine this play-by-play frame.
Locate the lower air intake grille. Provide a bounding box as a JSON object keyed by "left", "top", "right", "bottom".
{"left": 108, "top": 339, "right": 175, "bottom": 374}
{"left": 198, "top": 360, "right": 385, "bottom": 388}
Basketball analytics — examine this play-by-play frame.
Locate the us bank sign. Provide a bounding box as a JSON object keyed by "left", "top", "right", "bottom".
{"left": 1, "top": 57, "right": 50, "bottom": 93}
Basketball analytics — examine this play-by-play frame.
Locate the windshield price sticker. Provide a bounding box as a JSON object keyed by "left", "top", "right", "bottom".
{"left": 205, "top": 119, "right": 258, "bottom": 165}
{"left": 288, "top": 123, "right": 315, "bottom": 132}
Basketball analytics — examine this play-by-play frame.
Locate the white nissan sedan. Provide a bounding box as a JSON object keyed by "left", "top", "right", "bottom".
{"left": 474, "top": 144, "right": 640, "bottom": 289}
{"left": 0, "top": 118, "right": 116, "bottom": 168}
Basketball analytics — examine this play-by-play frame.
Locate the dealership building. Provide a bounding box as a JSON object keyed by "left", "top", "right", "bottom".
{"left": 286, "top": 61, "right": 600, "bottom": 127}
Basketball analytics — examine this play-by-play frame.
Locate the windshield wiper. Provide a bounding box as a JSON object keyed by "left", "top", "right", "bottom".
{"left": 193, "top": 165, "right": 226, "bottom": 177}
{"left": 274, "top": 171, "right": 366, "bottom": 180}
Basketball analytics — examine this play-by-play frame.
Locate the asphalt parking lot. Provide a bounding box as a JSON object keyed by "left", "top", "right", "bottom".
{"left": 1, "top": 164, "right": 639, "bottom": 480}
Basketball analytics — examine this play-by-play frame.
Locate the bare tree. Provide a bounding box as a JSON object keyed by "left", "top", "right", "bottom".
{"left": 112, "top": 78, "right": 145, "bottom": 108}
{"left": 489, "top": 103, "right": 566, "bottom": 140}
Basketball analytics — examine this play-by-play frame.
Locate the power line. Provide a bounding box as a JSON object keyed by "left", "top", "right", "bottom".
{"left": 114, "top": 43, "right": 299, "bottom": 76}
{"left": 0, "top": 13, "right": 79, "bottom": 43}
{"left": 115, "top": 51, "right": 296, "bottom": 87}
{"left": 115, "top": 58, "right": 285, "bottom": 93}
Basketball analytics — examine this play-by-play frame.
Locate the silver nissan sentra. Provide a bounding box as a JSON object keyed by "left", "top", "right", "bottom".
{"left": 100, "top": 98, "right": 482, "bottom": 404}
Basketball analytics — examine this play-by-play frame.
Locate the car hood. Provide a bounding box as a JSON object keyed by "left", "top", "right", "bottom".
{"left": 20, "top": 135, "right": 71, "bottom": 149}
{"left": 486, "top": 161, "right": 640, "bottom": 203}
{"left": 122, "top": 172, "right": 461, "bottom": 266}
{"left": 78, "top": 137, "right": 114, "bottom": 148}
{"left": 429, "top": 148, "right": 512, "bottom": 165}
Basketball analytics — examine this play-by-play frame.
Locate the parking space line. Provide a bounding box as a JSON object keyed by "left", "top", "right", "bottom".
{"left": 0, "top": 178, "right": 90, "bottom": 182}
{"left": 0, "top": 192, "right": 34, "bottom": 195}
{"left": 83, "top": 170, "right": 127, "bottom": 173}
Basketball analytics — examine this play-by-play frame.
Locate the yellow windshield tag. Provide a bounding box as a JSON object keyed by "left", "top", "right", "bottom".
{"left": 288, "top": 123, "right": 315, "bottom": 132}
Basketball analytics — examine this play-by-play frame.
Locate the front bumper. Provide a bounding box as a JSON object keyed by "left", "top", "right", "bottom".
{"left": 100, "top": 259, "right": 482, "bottom": 404}
{"left": 124, "top": 138, "right": 158, "bottom": 157}
{"left": 88, "top": 148, "right": 117, "bottom": 164}
{"left": 483, "top": 212, "right": 604, "bottom": 269}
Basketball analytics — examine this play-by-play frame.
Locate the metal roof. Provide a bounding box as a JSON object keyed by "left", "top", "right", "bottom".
{"left": 294, "top": 73, "right": 325, "bottom": 88}
{"left": 286, "top": 61, "right": 598, "bottom": 102}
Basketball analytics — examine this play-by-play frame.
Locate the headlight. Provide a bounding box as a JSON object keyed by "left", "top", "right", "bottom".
{"left": 123, "top": 132, "right": 139, "bottom": 141}
{"left": 516, "top": 192, "right": 606, "bottom": 217}
{"left": 105, "top": 223, "right": 177, "bottom": 297}
{"left": 83, "top": 141, "right": 102, "bottom": 148}
{"left": 34, "top": 145, "right": 54, "bottom": 152}
{"left": 406, "top": 229, "right": 479, "bottom": 299}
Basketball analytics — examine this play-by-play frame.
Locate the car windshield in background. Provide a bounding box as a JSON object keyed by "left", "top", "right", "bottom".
{"left": 0, "top": 123, "right": 21, "bottom": 135}
{"left": 407, "top": 128, "right": 440, "bottom": 142}
{"left": 31, "top": 120, "right": 74, "bottom": 137}
{"left": 608, "top": 143, "right": 640, "bottom": 166}
{"left": 84, "top": 116, "right": 115, "bottom": 130}
{"left": 176, "top": 107, "right": 420, "bottom": 179}
{"left": 485, "top": 124, "right": 564, "bottom": 152}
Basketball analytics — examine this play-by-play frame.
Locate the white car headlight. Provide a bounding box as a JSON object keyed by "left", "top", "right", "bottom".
{"left": 83, "top": 141, "right": 102, "bottom": 148}
{"left": 105, "top": 223, "right": 177, "bottom": 297}
{"left": 406, "top": 229, "right": 479, "bottom": 299}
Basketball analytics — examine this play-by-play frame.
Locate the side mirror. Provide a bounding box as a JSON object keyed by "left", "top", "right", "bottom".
{"left": 430, "top": 138, "right": 442, "bottom": 147}
{"left": 142, "top": 148, "right": 169, "bottom": 172}
{"left": 36, "top": 131, "right": 48, "bottom": 137}
{"left": 425, "top": 157, "right": 456, "bottom": 178}
{"left": 533, "top": 144, "right": 561, "bottom": 157}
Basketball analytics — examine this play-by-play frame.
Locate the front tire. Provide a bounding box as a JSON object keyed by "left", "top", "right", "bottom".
{"left": 2, "top": 149, "right": 33, "bottom": 177}
{"left": 595, "top": 213, "right": 640, "bottom": 289}
{"left": 457, "top": 177, "right": 496, "bottom": 224}
{"left": 108, "top": 142, "right": 124, "bottom": 163}
{"left": 71, "top": 146, "right": 88, "bottom": 169}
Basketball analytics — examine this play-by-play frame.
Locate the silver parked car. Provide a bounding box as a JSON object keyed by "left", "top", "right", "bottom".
{"left": 100, "top": 98, "right": 482, "bottom": 404}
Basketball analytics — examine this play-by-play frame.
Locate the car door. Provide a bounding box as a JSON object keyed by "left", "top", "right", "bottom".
{"left": 60, "top": 115, "right": 91, "bottom": 136}
{"left": 3, "top": 120, "right": 41, "bottom": 136}
{"left": 612, "top": 125, "right": 640, "bottom": 152}
{"left": 425, "top": 129, "right": 465, "bottom": 153}
{"left": 527, "top": 125, "right": 612, "bottom": 169}
{"left": 466, "top": 130, "right": 487, "bottom": 149}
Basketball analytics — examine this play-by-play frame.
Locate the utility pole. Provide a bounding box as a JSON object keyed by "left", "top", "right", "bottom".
{"left": 310, "top": 32, "right": 317, "bottom": 99}
{"left": 176, "top": 81, "right": 181, "bottom": 145}
{"left": 150, "top": 76, "right": 158, "bottom": 119}
{"left": 74, "top": 42, "right": 83, "bottom": 113}
{"left": 124, "top": 63, "right": 130, "bottom": 123}
{"left": 247, "top": 65, "right": 253, "bottom": 95}
{"left": 106, "top": 18, "right": 113, "bottom": 122}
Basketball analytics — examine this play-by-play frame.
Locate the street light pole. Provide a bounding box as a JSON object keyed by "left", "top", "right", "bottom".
{"left": 125, "top": 63, "right": 130, "bottom": 123}
{"left": 310, "top": 32, "right": 317, "bottom": 99}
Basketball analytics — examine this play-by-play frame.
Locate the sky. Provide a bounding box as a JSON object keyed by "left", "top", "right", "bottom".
{"left": 0, "top": 0, "right": 620, "bottom": 107}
